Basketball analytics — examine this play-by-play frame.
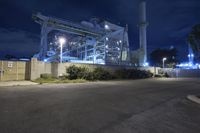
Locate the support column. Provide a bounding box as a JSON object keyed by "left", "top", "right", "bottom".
{"left": 84, "top": 44, "right": 87, "bottom": 61}
{"left": 39, "top": 22, "right": 51, "bottom": 60}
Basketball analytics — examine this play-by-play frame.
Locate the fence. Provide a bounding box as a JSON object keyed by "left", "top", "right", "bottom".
{"left": 0, "top": 58, "right": 159, "bottom": 81}
{"left": 163, "top": 68, "right": 200, "bottom": 78}
{"left": 0, "top": 61, "right": 30, "bottom": 81}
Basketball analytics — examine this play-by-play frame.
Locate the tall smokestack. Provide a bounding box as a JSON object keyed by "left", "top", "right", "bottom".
{"left": 139, "top": 1, "right": 148, "bottom": 66}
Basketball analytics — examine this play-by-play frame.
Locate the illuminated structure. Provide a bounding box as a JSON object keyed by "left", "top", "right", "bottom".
{"left": 33, "top": 13, "right": 130, "bottom": 65}
{"left": 188, "top": 45, "right": 194, "bottom": 65}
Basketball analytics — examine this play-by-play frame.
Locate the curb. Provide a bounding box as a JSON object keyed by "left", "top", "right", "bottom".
{"left": 187, "top": 95, "right": 200, "bottom": 104}
{"left": 0, "top": 81, "right": 38, "bottom": 87}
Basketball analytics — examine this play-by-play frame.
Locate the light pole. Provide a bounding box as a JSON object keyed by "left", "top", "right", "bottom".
{"left": 58, "top": 37, "right": 66, "bottom": 63}
{"left": 162, "top": 57, "right": 167, "bottom": 69}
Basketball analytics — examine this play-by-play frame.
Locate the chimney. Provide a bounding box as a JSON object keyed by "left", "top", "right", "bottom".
{"left": 139, "top": 1, "right": 148, "bottom": 66}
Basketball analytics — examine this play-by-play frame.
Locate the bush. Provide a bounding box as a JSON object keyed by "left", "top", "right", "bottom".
{"left": 40, "top": 74, "right": 54, "bottom": 79}
{"left": 66, "top": 65, "right": 153, "bottom": 81}
{"left": 114, "top": 69, "right": 153, "bottom": 79}
{"left": 164, "top": 72, "right": 169, "bottom": 78}
{"left": 78, "top": 67, "right": 94, "bottom": 80}
{"left": 154, "top": 74, "right": 162, "bottom": 77}
{"left": 66, "top": 65, "right": 94, "bottom": 80}
{"left": 93, "top": 67, "right": 113, "bottom": 80}
{"left": 66, "top": 65, "right": 82, "bottom": 80}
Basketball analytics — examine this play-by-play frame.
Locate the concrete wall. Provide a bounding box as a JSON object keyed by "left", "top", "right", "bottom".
{"left": 163, "top": 69, "right": 200, "bottom": 78}
{"left": 2, "top": 58, "right": 199, "bottom": 81}
{"left": 0, "top": 60, "right": 30, "bottom": 81}
{"left": 30, "top": 58, "right": 52, "bottom": 80}
{"left": 0, "top": 58, "right": 159, "bottom": 81}
{"left": 55, "top": 62, "right": 159, "bottom": 77}
{"left": 139, "top": 67, "right": 160, "bottom": 75}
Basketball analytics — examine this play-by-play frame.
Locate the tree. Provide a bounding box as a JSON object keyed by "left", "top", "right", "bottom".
{"left": 4, "top": 54, "right": 17, "bottom": 60}
{"left": 150, "top": 48, "right": 178, "bottom": 68}
{"left": 188, "top": 24, "right": 200, "bottom": 60}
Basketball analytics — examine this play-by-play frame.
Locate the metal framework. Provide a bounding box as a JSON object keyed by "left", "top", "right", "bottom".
{"left": 33, "top": 13, "right": 130, "bottom": 65}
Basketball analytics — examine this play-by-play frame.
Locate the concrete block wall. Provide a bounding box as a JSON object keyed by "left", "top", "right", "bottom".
{"left": 0, "top": 60, "right": 30, "bottom": 81}
{"left": 139, "top": 67, "right": 160, "bottom": 75}
{"left": 164, "top": 69, "right": 200, "bottom": 78}
{"left": 30, "top": 58, "right": 52, "bottom": 80}
{"left": 0, "top": 58, "right": 159, "bottom": 81}
{"left": 56, "top": 63, "right": 158, "bottom": 76}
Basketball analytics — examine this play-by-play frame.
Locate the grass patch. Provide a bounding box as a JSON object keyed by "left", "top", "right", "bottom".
{"left": 33, "top": 78, "right": 87, "bottom": 84}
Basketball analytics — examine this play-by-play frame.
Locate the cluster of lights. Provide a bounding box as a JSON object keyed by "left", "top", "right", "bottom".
{"left": 143, "top": 62, "right": 149, "bottom": 67}
{"left": 177, "top": 63, "right": 200, "bottom": 69}
{"left": 116, "top": 40, "right": 122, "bottom": 45}
{"left": 188, "top": 54, "right": 194, "bottom": 58}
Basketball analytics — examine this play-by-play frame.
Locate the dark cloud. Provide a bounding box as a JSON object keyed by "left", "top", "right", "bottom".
{"left": 0, "top": 28, "right": 39, "bottom": 58}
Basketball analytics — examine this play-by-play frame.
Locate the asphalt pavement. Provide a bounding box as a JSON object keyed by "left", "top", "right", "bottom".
{"left": 0, "top": 78, "right": 200, "bottom": 133}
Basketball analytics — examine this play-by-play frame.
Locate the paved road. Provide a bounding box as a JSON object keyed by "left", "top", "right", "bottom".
{"left": 0, "top": 78, "right": 200, "bottom": 133}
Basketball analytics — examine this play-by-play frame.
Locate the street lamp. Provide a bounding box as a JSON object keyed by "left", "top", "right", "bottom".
{"left": 58, "top": 37, "right": 66, "bottom": 63}
{"left": 104, "top": 24, "right": 110, "bottom": 30}
{"left": 162, "top": 57, "right": 167, "bottom": 68}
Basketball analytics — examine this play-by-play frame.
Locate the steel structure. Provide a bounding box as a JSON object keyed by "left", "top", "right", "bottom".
{"left": 33, "top": 13, "right": 130, "bottom": 65}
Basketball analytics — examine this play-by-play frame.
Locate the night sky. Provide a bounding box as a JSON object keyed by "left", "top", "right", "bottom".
{"left": 0, "top": 0, "right": 200, "bottom": 61}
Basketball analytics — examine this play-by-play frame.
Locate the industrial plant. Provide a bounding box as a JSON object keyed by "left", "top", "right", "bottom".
{"left": 33, "top": 1, "right": 148, "bottom": 66}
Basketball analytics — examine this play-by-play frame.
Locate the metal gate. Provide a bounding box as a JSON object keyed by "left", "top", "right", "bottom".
{"left": 0, "top": 61, "right": 30, "bottom": 81}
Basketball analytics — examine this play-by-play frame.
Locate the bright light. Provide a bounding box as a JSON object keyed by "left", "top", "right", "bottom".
{"left": 188, "top": 54, "right": 194, "bottom": 58}
{"left": 105, "top": 37, "right": 109, "bottom": 41}
{"left": 162, "top": 58, "right": 167, "bottom": 68}
{"left": 59, "top": 37, "right": 66, "bottom": 45}
{"left": 143, "top": 62, "right": 149, "bottom": 67}
{"left": 189, "top": 63, "right": 192, "bottom": 67}
{"left": 163, "top": 57, "right": 167, "bottom": 61}
{"left": 119, "top": 40, "right": 122, "bottom": 43}
{"left": 44, "top": 59, "right": 48, "bottom": 62}
{"left": 58, "top": 37, "right": 66, "bottom": 64}
{"left": 104, "top": 24, "right": 110, "bottom": 30}
{"left": 176, "top": 62, "right": 200, "bottom": 69}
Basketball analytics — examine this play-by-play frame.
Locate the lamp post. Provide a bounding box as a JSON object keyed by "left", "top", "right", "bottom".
{"left": 58, "top": 37, "right": 66, "bottom": 63}
{"left": 162, "top": 57, "right": 167, "bottom": 69}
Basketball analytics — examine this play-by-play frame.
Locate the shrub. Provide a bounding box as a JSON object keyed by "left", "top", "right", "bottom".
{"left": 66, "top": 65, "right": 81, "bottom": 80}
{"left": 164, "top": 72, "right": 169, "bottom": 78}
{"left": 93, "top": 67, "right": 113, "bottom": 80}
{"left": 114, "top": 69, "right": 153, "bottom": 79}
{"left": 66, "top": 65, "right": 153, "bottom": 81}
{"left": 78, "top": 67, "right": 94, "bottom": 80}
{"left": 154, "top": 74, "right": 162, "bottom": 77}
{"left": 66, "top": 65, "right": 94, "bottom": 80}
{"left": 114, "top": 69, "right": 129, "bottom": 79}
{"left": 40, "top": 74, "right": 54, "bottom": 79}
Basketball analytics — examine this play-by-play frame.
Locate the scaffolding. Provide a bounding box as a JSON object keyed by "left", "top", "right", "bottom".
{"left": 33, "top": 13, "right": 130, "bottom": 65}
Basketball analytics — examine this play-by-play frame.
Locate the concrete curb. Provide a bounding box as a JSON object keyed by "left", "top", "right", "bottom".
{"left": 187, "top": 95, "right": 200, "bottom": 104}
{"left": 0, "top": 81, "right": 38, "bottom": 87}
